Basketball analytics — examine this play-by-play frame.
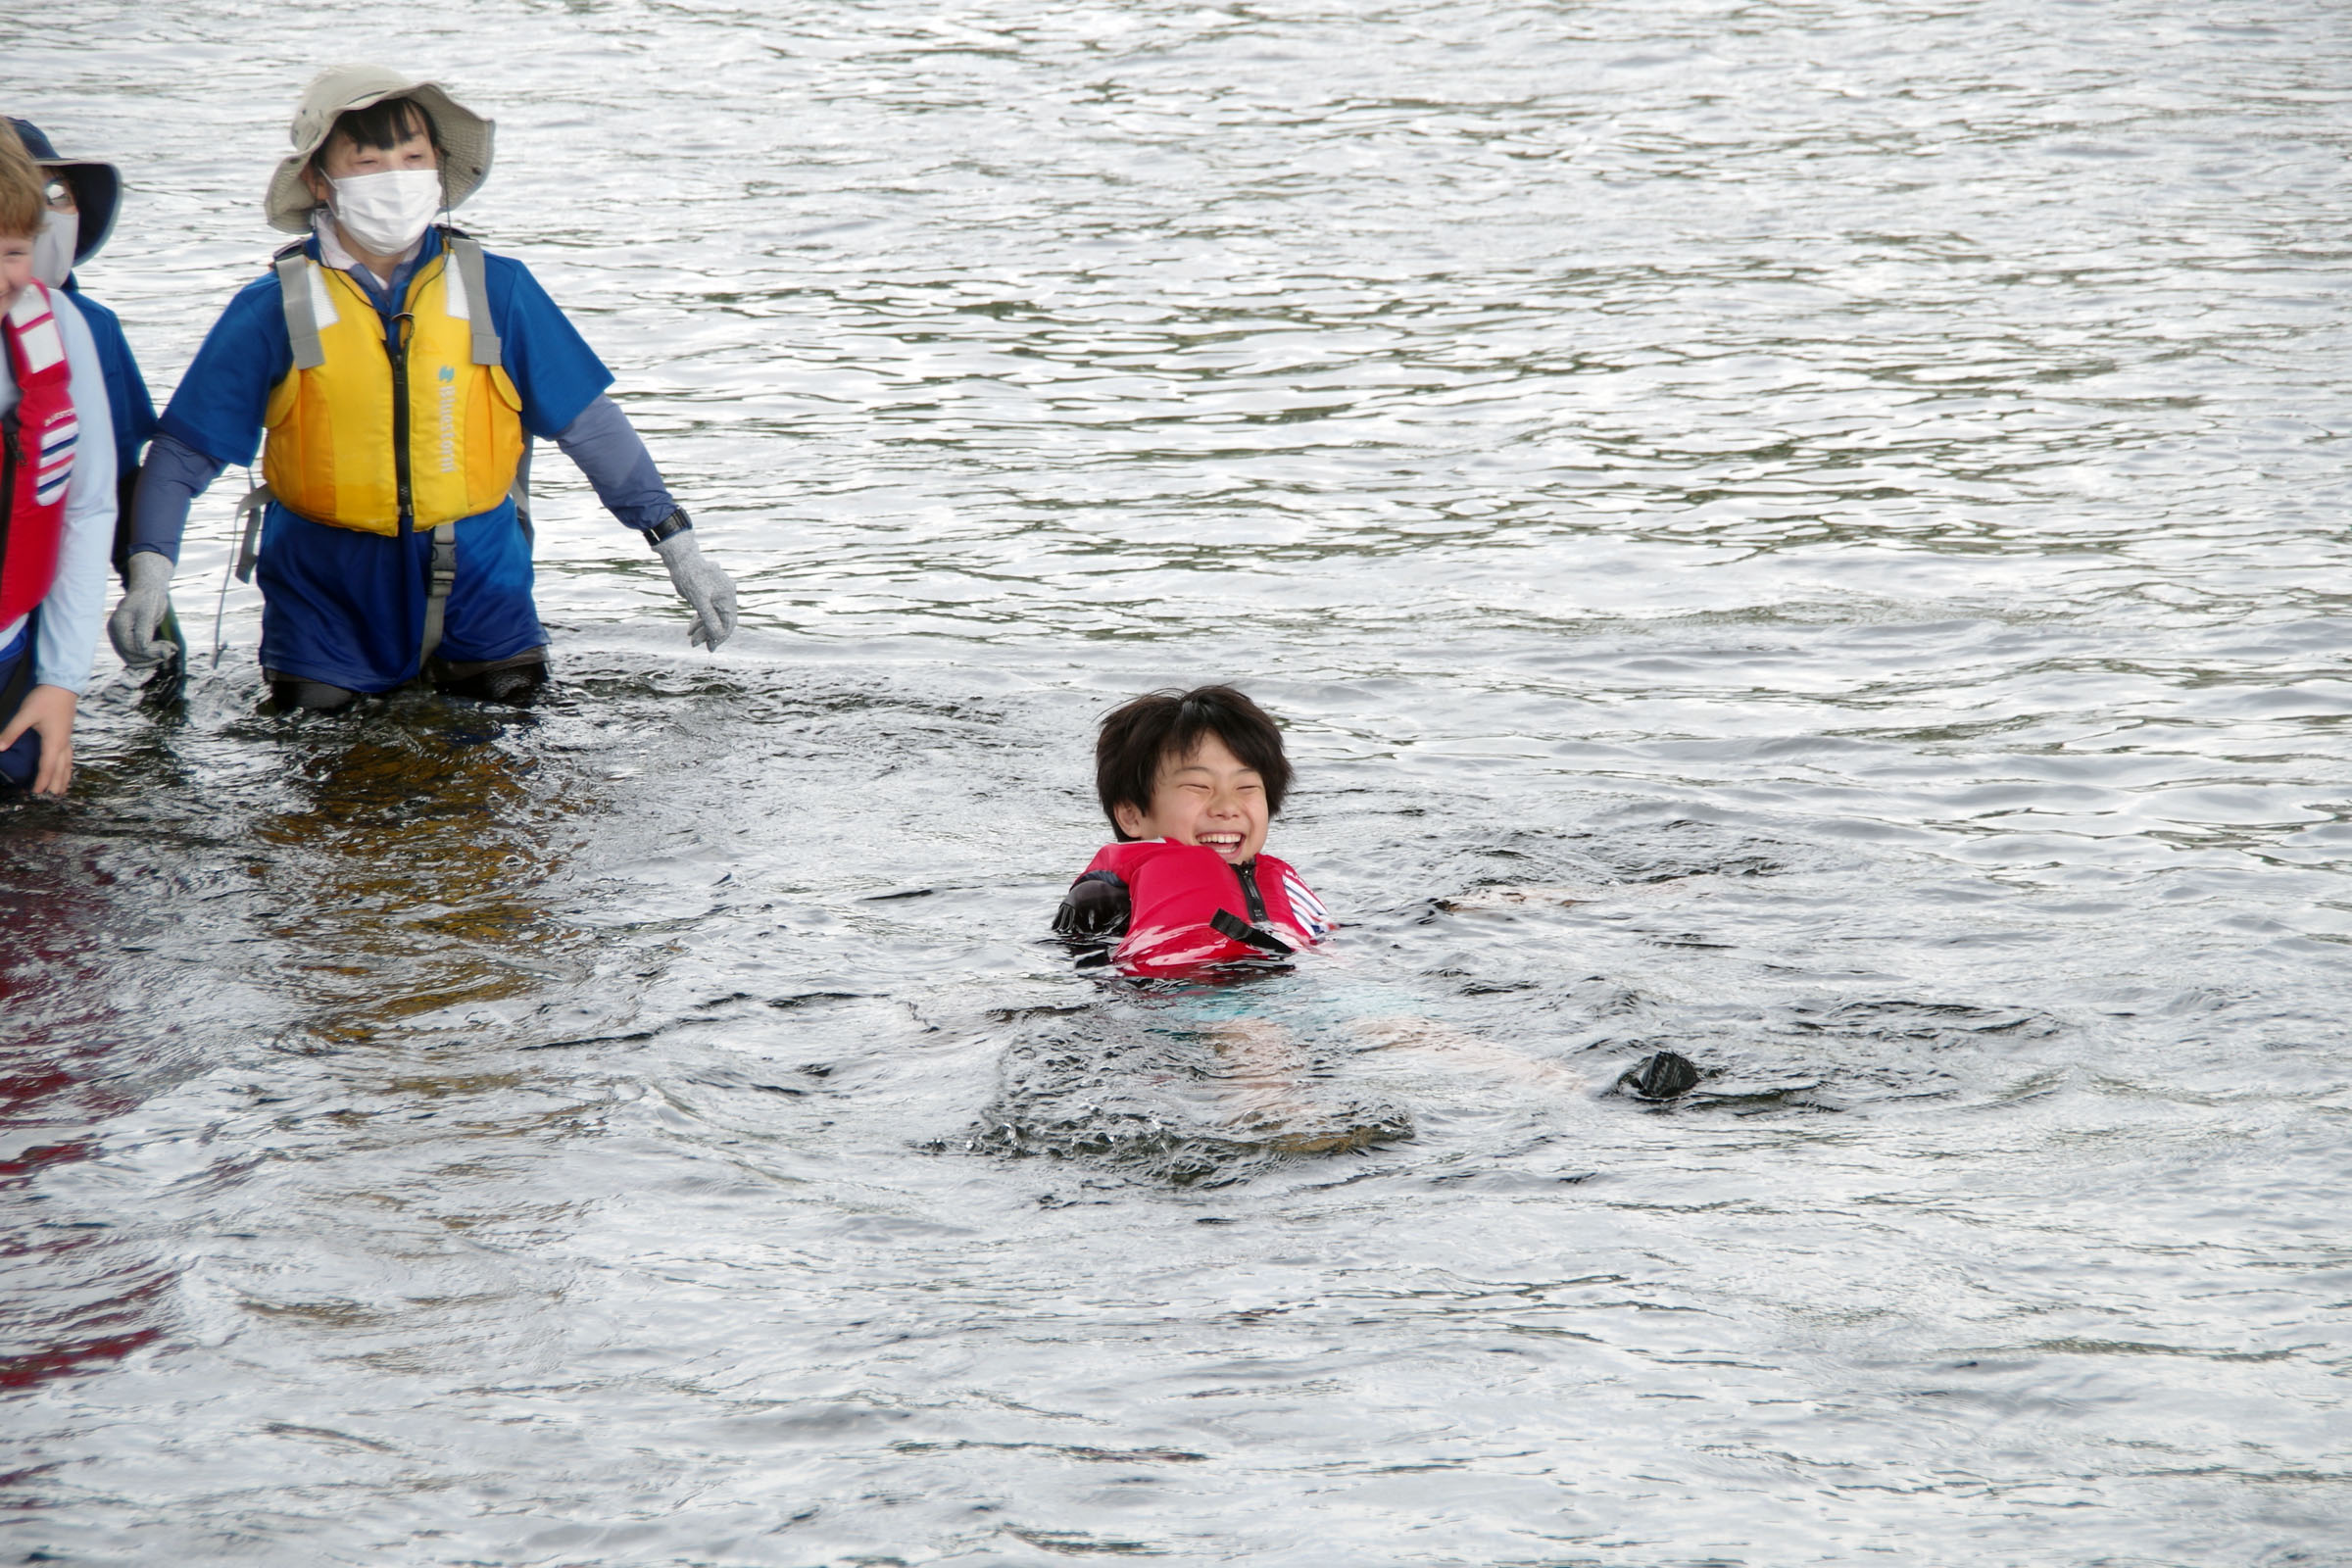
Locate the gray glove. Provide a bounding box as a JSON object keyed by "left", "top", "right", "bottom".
{"left": 108, "top": 551, "right": 177, "bottom": 669}
{"left": 654, "top": 528, "right": 738, "bottom": 651}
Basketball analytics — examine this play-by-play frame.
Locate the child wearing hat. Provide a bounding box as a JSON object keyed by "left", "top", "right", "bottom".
{"left": 110, "top": 66, "right": 741, "bottom": 710}
{"left": 7, "top": 117, "right": 155, "bottom": 587}
{"left": 0, "top": 122, "right": 119, "bottom": 795}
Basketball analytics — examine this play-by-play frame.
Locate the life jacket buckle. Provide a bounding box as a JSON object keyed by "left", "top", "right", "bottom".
{"left": 418, "top": 521, "right": 459, "bottom": 662}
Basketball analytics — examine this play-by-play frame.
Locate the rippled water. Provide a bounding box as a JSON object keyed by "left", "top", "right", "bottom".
{"left": 8, "top": 1, "right": 2352, "bottom": 1562}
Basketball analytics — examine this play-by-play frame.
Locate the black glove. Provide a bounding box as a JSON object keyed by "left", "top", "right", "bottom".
{"left": 1053, "top": 871, "right": 1131, "bottom": 939}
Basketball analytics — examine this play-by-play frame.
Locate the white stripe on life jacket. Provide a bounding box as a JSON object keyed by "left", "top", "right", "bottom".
{"left": 1282, "top": 871, "right": 1331, "bottom": 934}
{"left": 34, "top": 414, "right": 77, "bottom": 505}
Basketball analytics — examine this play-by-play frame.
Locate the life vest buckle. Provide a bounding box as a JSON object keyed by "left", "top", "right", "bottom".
{"left": 418, "top": 521, "right": 458, "bottom": 662}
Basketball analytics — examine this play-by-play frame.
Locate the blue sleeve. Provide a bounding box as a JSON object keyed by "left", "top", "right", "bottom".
{"left": 129, "top": 434, "right": 229, "bottom": 564}
{"left": 156, "top": 272, "right": 294, "bottom": 469}
{"left": 553, "top": 395, "right": 677, "bottom": 530}
{"left": 483, "top": 254, "right": 614, "bottom": 440}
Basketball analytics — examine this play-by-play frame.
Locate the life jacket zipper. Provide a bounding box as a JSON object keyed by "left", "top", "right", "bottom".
{"left": 390, "top": 303, "right": 415, "bottom": 534}
{"left": 1234, "top": 858, "right": 1270, "bottom": 925}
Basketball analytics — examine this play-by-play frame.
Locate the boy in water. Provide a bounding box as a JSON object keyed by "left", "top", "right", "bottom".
{"left": 1052, "top": 685, "right": 1681, "bottom": 1103}
{"left": 1054, "top": 683, "right": 1331, "bottom": 974}
{"left": 1049, "top": 684, "right": 1596, "bottom": 1155}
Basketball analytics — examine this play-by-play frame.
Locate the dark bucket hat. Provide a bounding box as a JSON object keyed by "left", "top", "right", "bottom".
{"left": 7, "top": 118, "right": 121, "bottom": 266}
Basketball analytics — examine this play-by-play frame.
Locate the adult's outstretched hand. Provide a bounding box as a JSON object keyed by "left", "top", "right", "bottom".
{"left": 655, "top": 530, "right": 739, "bottom": 651}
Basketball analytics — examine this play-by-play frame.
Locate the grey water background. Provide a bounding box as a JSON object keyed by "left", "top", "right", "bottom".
{"left": 5, "top": 0, "right": 2351, "bottom": 1562}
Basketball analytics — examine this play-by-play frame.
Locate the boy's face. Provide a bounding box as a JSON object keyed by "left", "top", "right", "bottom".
{"left": 0, "top": 231, "right": 33, "bottom": 316}
{"left": 1112, "top": 734, "right": 1270, "bottom": 865}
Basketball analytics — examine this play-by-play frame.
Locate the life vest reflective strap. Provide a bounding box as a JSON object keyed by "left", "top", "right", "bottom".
{"left": 418, "top": 522, "right": 457, "bottom": 662}
{"left": 274, "top": 252, "right": 328, "bottom": 370}
{"left": 445, "top": 236, "right": 502, "bottom": 368}
{"left": 445, "top": 233, "right": 534, "bottom": 530}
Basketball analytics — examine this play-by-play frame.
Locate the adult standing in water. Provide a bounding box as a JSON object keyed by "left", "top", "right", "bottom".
{"left": 109, "top": 67, "right": 739, "bottom": 710}
{"left": 0, "top": 122, "right": 118, "bottom": 795}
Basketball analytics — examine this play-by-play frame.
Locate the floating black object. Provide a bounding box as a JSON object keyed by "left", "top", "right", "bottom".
{"left": 1621, "top": 1050, "right": 1700, "bottom": 1101}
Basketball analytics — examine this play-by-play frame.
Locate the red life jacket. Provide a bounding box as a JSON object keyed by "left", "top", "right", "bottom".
{"left": 1078, "top": 840, "right": 1333, "bottom": 977}
{"left": 0, "top": 283, "right": 78, "bottom": 627}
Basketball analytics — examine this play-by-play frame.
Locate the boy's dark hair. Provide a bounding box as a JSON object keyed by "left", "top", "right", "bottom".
{"left": 1096, "top": 684, "right": 1293, "bottom": 839}
{"left": 309, "top": 97, "right": 440, "bottom": 174}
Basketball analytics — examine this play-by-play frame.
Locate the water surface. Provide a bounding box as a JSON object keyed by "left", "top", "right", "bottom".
{"left": 6, "top": 1, "right": 2350, "bottom": 1563}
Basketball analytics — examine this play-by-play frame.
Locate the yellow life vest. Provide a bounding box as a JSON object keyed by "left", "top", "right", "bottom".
{"left": 261, "top": 242, "right": 525, "bottom": 537}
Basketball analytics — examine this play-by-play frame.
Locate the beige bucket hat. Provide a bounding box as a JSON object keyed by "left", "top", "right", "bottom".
{"left": 265, "top": 65, "right": 494, "bottom": 234}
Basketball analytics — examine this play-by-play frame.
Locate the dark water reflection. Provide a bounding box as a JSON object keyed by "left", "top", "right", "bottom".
{"left": 8, "top": 0, "right": 2352, "bottom": 1562}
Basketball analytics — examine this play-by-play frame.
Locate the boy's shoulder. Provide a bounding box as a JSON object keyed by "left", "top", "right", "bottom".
{"left": 1081, "top": 840, "right": 1312, "bottom": 882}
{"left": 1084, "top": 839, "right": 1209, "bottom": 876}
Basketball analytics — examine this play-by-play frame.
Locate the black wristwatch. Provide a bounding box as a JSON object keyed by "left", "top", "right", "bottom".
{"left": 640, "top": 509, "right": 693, "bottom": 550}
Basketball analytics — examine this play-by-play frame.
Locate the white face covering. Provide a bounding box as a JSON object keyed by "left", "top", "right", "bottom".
{"left": 31, "top": 208, "right": 76, "bottom": 289}
{"left": 326, "top": 169, "right": 444, "bottom": 256}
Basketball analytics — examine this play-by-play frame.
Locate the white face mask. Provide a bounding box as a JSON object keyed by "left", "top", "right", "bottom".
{"left": 32, "top": 208, "right": 76, "bottom": 289}
{"left": 327, "top": 168, "right": 443, "bottom": 256}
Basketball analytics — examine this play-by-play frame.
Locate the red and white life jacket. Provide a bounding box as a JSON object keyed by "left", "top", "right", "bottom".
{"left": 1078, "top": 839, "right": 1333, "bottom": 977}
{"left": 0, "top": 283, "right": 77, "bottom": 627}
